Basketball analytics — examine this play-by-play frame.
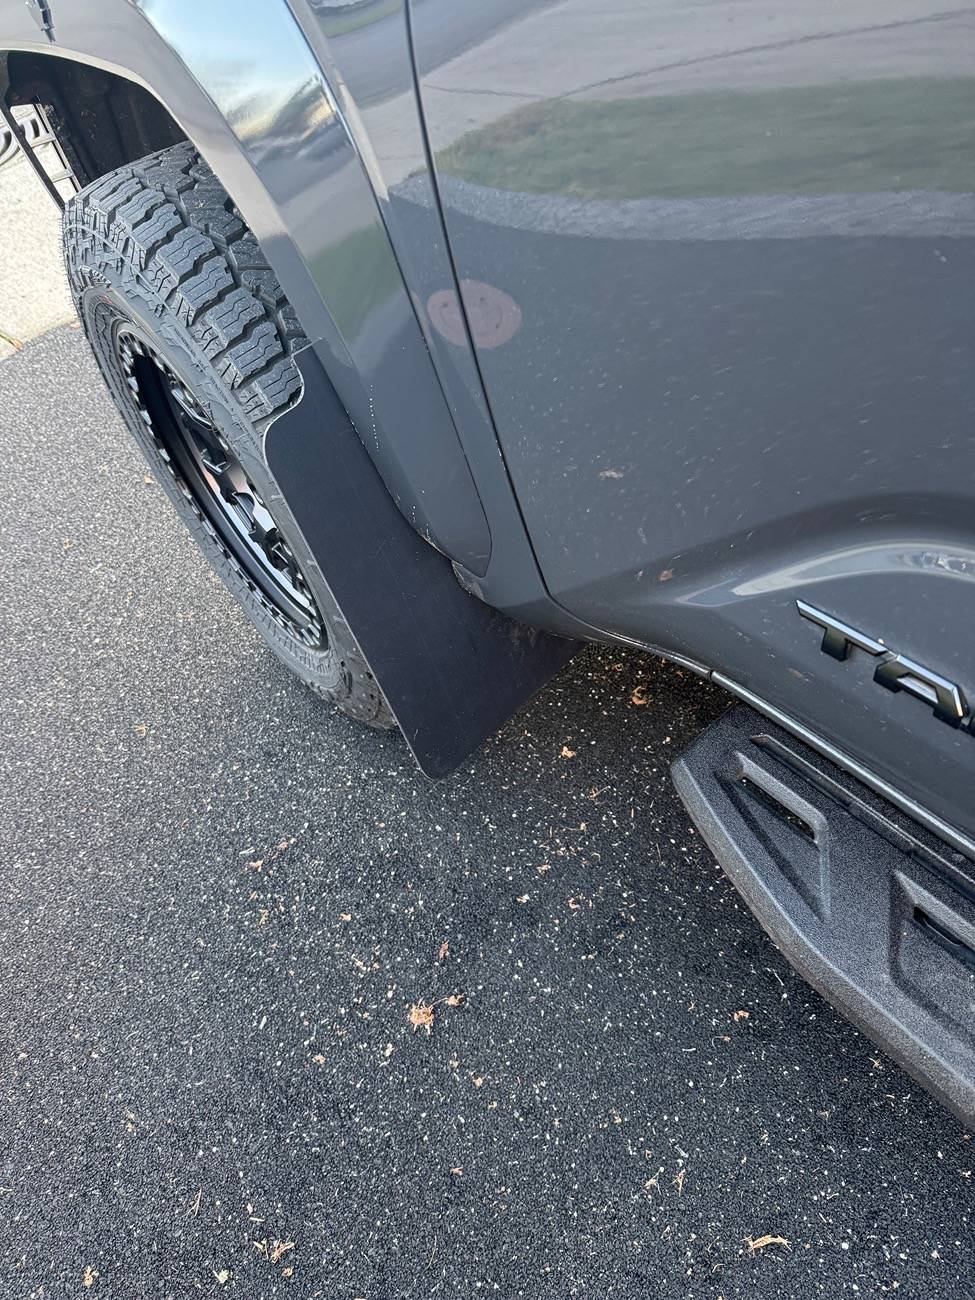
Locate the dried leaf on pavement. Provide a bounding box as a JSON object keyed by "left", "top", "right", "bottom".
{"left": 746, "top": 1234, "right": 790, "bottom": 1254}
{"left": 409, "top": 1002, "right": 435, "bottom": 1034}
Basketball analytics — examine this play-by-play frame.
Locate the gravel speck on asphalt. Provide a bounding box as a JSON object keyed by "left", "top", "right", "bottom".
{"left": 0, "top": 327, "right": 972, "bottom": 1299}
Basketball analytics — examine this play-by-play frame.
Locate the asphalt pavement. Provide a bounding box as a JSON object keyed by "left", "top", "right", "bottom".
{"left": 1, "top": 326, "right": 972, "bottom": 1298}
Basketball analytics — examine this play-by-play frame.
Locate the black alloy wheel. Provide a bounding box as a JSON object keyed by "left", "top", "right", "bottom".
{"left": 115, "top": 328, "right": 325, "bottom": 649}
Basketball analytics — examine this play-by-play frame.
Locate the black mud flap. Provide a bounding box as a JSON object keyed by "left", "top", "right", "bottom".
{"left": 264, "top": 347, "right": 578, "bottom": 778}
{"left": 672, "top": 705, "right": 975, "bottom": 1129}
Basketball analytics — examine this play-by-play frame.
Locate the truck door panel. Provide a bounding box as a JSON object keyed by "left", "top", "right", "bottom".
{"left": 411, "top": 0, "right": 975, "bottom": 841}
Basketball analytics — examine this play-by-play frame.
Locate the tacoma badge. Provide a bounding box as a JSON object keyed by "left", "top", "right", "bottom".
{"left": 796, "top": 601, "right": 968, "bottom": 729}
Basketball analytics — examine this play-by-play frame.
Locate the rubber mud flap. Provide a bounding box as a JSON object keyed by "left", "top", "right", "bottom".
{"left": 264, "top": 346, "right": 579, "bottom": 777}
{"left": 672, "top": 705, "right": 975, "bottom": 1128}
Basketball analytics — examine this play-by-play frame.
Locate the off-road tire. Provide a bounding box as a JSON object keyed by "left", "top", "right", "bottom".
{"left": 63, "top": 141, "right": 394, "bottom": 729}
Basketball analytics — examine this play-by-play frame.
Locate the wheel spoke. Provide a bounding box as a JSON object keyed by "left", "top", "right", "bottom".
{"left": 113, "top": 326, "right": 325, "bottom": 647}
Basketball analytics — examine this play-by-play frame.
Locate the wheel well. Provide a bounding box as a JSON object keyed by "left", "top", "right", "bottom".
{"left": 1, "top": 51, "right": 186, "bottom": 191}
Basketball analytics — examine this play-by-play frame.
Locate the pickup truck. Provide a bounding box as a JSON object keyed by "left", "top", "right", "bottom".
{"left": 2, "top": 0, "right": 972, "bottom": 1127}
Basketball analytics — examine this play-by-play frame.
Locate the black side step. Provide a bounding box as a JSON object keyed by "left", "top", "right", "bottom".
{"left": 672, "top": 705, "right": 975, "bottom": 1129}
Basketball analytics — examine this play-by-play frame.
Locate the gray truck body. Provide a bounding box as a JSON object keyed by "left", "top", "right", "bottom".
{"left": 2, "top": 0, "right": 973, "bottom": 1123}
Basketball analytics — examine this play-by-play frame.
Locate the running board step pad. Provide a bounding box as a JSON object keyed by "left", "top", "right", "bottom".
{"left": 672, "top": 705, "right": 975, "bottom": 1128}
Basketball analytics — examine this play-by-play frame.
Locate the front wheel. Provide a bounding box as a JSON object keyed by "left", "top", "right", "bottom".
{"left": 63, "top": 141, "right": 394, "bottom": 730}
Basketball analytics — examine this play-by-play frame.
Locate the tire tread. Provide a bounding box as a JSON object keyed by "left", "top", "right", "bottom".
{"left": 64, "top": 140, "right": 307, "bottom": 428}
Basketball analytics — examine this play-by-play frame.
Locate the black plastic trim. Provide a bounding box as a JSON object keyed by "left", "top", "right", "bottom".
{"left": 264, "top": 348, "right": 579, "bottom": 778}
